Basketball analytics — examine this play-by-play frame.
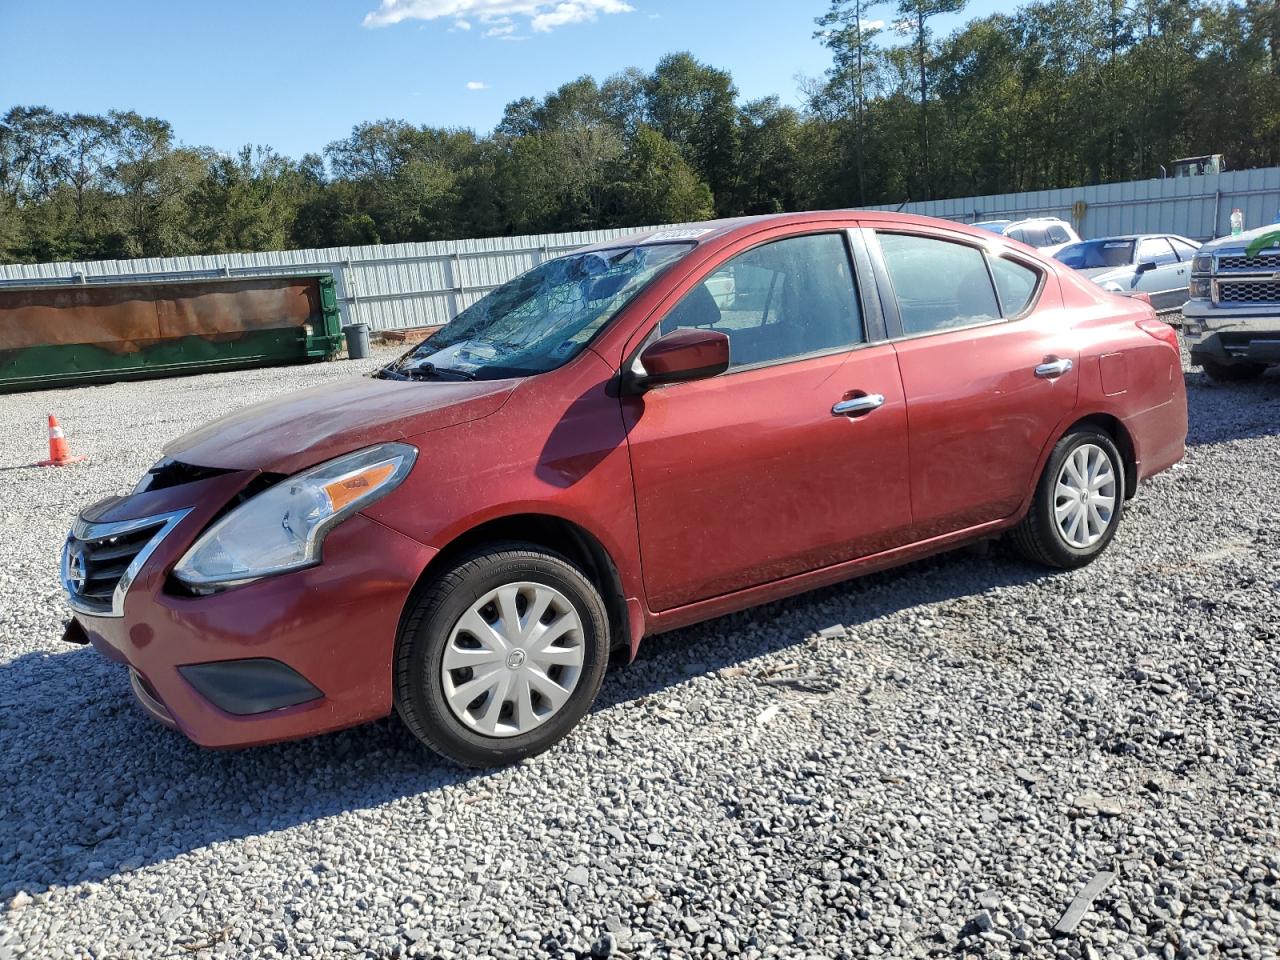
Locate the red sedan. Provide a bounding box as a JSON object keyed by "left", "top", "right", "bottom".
{"left": 63, "top": 212, "right": 1187, "bottom": 767}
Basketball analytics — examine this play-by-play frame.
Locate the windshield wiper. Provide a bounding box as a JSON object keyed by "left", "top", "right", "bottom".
{"left": 405, "top": 361, "right": 477, "bottom": 382}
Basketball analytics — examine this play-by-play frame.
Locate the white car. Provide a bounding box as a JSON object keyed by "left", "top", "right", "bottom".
{"left": 1054, "top": 234, "right": 1201, "bottom": 312}
{"left": 972, "top": 217, "right": 1081, "bottom": 257}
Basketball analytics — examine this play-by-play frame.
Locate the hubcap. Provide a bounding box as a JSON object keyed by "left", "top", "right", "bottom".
{"left": 441, "top": 581, "right": 585, "bottom": 738}
{"left": 1054, "top": 442, "right": 1117, "bottom": 549}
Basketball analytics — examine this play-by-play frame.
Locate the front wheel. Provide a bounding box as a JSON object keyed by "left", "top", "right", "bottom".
{"left": 1009, "top": 428, "right": 1125, "bottom": 569}
{"left": 393, "top": 544, "right": 611, "bottom": 768}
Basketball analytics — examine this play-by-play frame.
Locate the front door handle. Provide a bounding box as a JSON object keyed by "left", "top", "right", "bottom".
{"left": 1035, "top": 357, "right": 1073, "bottom": 379}
{"left": 832, "top": 393, "right": 885, "bottom": 417}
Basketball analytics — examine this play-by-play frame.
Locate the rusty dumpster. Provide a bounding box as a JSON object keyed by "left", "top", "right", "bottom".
{"left": 0, "top": 273, "right": 344, "bottom": 393}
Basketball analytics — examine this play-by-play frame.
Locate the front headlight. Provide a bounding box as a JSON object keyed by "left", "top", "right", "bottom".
{"left": 1191, "top": 254, "right": 1213, "bottom": 275}
{"left": 1188, "top": 278, "right": 1212, "bottom": 300}
{"left": 173, "top": 442, "right": 416, "bottom": 589}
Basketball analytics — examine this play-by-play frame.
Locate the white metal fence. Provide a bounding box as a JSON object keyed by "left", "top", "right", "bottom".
{"left": 3, "top": 166, "right": 1278, "bottom": 332}
{"left": 0, "top": 226, "right": 678, "bottom": 332}
{"left": 868, "top": 166, "right": 1280, "bottom": 242}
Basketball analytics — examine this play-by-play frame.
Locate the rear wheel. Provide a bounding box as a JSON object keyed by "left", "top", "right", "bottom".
{"left": 1202, "top": 358, "right": 1266, "bottom": 382}
{"left": 394, "top": 544, "right": 610, "bottom": 768}
{"left": 1009, "top": 428, "right": 1125, "bottom": 569}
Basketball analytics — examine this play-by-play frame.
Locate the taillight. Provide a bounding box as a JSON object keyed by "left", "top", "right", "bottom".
{"left": 1136, "top": 316, "right": 1179, "bottom": 352}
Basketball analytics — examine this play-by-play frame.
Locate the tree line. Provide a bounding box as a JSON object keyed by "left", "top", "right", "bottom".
{"left": 1, "top": 0, "right": 1276, "bottom": 265}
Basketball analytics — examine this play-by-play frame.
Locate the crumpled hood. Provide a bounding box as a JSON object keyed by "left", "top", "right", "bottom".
{"left": 164, "top": 375, "right": 515, "bottom": 474}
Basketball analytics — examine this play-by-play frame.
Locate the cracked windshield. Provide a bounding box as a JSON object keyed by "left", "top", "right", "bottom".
{"left": 382, "top": 243, "right": 693, "bottom": 381}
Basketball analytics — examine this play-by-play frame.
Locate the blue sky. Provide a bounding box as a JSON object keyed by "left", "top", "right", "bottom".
{"left": 1, "top": 0, "right": 1003, "bottom": 159}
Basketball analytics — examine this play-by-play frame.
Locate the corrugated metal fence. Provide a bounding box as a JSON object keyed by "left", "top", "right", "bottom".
{"left": 0, "top": 226, "right": 679, "bottom": 332}
{"left": 3, "top": 167, "right": 1278, "bottom": 331}
{"left": 868, "top": 166, "right": 1280, "bottom": 241}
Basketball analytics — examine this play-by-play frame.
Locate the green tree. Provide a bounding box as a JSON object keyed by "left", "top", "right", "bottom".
{"left": 816, "top": 1, "right": 885, "bottom": 204}
{"left": 645, "top": 53, "right": 740, "bottom": 214}
{"left": 614, "top": 126, "right": 714, "bottom": 225}
{"left": 895, "top": 0, "right": 967, "bottom": 199}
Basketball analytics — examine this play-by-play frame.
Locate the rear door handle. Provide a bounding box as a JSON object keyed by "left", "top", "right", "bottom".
{"left": 1034, "top": 358, "right": 1073, "bottom": 379}
{"left": 832, "top": 394, "right": 885, "bottom": 417}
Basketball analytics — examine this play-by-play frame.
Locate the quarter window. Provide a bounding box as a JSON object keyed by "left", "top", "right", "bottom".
{"left": 1047, "top": 225, "right": 1072, "bottom": 245}
{"left": 878, "top": 233, "right": 1001, "bottom": 336}
{"left": 659, "top": 233, "right": 863, "bottom": 369}
{"left": 988, "top": 256, "right": 1041, "bottom": 317}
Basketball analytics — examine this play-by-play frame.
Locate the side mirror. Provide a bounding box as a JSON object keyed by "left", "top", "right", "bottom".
{"left": 1135, "top": 260, "right": 1157, "bottom": 275}
{"left": 626, "top": 328, "right": 730, "bottom": 393}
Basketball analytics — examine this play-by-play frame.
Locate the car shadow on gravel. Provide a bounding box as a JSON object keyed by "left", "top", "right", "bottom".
{"left": 0, "top": 547, "right": 1047, "bottom": 898}
{"left": 596, "top": 545, "right": 1050, "bottom": 714}
{"left": 0, "top": 647, "right": 484, "bottom": 897}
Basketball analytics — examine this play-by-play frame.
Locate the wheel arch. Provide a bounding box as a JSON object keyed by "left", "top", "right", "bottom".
{"left": 1063, "top": 412, "right": 1138, "bottom": 499}
{"left": 398, "top": 512, "right": 632, "bottom": 655}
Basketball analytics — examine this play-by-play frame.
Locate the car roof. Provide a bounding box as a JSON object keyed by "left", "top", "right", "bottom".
{"left": 577, "top": 210, "right": 1018, "bottom": 255}
{"left": 1066, "top": 234, "right": 1194, "bottom": 243}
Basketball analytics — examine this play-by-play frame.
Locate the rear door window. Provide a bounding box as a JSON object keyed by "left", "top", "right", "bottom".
{"left": 1170, "top": 238, "right": 1201, "bottom": 260}
{"left": 1046, "top": 224, "right": 1072, "bottom": 244}
{"left": 1137, "top": 238, "right": 1178, "bottom": 266}
{"left": 877, "top": 233, "right": 1001, "bottom": 336}
{"left": 1022, "top": 227, "right": 1051, "bottom": 248}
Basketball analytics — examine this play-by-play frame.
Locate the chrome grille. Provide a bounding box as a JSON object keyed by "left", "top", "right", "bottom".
{"left": 62, "top": 509, "right": 190, "bottom": 617}
{"left": 1218, "top": 279, "right": 1280, "bottom": 305}
{"left": 1216, "top": 252, "right": 1280, "bottom": 273}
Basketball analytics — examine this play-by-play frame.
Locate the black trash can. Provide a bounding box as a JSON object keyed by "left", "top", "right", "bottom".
{"left": 343, "top": 322, "right": 371, "bottom": 360}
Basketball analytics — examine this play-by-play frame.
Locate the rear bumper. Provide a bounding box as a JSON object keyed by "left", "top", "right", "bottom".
{"left": 78, "top": 514, "right": 437, "bottom": 749}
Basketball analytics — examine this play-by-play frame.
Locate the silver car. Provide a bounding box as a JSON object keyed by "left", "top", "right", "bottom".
{"left": 1053, "top": 235, "right": 1201, "bottom": 311}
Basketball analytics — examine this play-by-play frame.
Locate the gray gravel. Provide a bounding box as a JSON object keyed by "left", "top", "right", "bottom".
{"left": 1, "top": 346, "right": 1279, "bottom": 959}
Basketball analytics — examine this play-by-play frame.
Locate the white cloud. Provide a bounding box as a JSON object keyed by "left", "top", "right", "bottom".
{"left": 362, "top": 0, "right": 634, "bottom": 34}
{"left": 465, "top": 80, "right": 489, "bottom": 90}
{"left": 530, "top": 0, "right": 633, "bottom": 32}
{"left": 861, "top": 17, "right": 884, "bottom": 30}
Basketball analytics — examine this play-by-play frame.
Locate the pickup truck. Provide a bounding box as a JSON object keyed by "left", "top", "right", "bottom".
{"left": 1183, "top": 225, "right": 1280, "bottom": 381}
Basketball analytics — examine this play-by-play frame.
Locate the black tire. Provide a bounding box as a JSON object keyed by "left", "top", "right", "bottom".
{"left": 393, "top": 542, "right": 610, "bottom": 768}
{"left": 1202, "top": 358, "right": 1266, "bottom": 382}
{"left": 1009, "top": 428, "right": 1126, "bottom": 570}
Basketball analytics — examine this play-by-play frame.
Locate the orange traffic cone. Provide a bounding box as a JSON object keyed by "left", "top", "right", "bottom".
{"left": 36, "top": 413, "right": 87, "bottom": 467}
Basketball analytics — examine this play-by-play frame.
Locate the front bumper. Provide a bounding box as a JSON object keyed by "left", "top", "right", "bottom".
{"left": 1182, "top": 303, "right": 1280, "bottom": 366}
{"left": 69, "top": 472, "right": 437, "bottom": 748}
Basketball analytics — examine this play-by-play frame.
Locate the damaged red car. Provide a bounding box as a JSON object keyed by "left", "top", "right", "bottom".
{"left": 63, "top": 212, "right": 1187, "bottom": 767}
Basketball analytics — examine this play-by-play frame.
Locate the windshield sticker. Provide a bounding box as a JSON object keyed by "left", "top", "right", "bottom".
{"left": 1103, "top": 242, "right": 1131, "bottom": 249}
{"left": 644, "top": 228, "right": 715, "bottom": 243}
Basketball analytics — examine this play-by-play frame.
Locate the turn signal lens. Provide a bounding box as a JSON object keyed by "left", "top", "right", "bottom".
{"left": 322, "top": 462, "right": 398, "bottom": 512}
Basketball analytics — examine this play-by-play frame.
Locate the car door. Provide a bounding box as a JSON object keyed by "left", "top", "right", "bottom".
{"left": 1134, "top": 237, "right": 1184, "bottom": 310}
{"left": 1167, "top": 237, "right": 1201, "bottom": 310}
{"left": 865, "top": 224, "right": 1080, "bottom": 539}
{"left": 621, "top": 229, "right": 913, "bottom": 612}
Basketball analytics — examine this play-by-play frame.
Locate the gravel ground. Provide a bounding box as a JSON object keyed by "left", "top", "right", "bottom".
{"left": 1, "top": 345, "right": 1278, "bottom": 960}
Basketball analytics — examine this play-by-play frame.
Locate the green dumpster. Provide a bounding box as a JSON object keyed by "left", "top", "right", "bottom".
{"left": 0, "top": 273, "right": 344, "bottom": 393}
